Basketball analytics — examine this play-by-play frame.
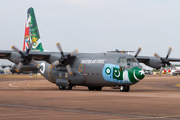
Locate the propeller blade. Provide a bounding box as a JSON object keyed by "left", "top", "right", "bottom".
{"left": 154, "top": 53, "right": 161, "bottom": 60}
{"left": 56, "top": 42, "right": 64, "bottom": 57}
{"left": 159, "top": 67, "right": 164, "bottom": 76}
{"left": 15, "top": 62, "right": 23, "bottom": 73}
{"left": 11, "top": 46, "right": 20, "bottom": 53}
{"left": 30, "top": 59, "right": 38, "bottom": 67}
{"left": 70, "top": 49, "right": 78, "bottom": 57}
{"left": 66, "top": 64, "right": 73, "bottom": 75}
{"left": 26, "top": 42, "right": 34, "bottom": 54}
{"left": 166, "top": 47, "right": 172, "bottom": 59}
{"left": 51, "top": 60, "right": 60, "bottom": 68}
{"left": 134, "top": 47, "right": 141, "bottom": 58}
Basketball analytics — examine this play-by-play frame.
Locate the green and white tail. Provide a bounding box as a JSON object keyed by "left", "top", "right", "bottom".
{"left": 27, "top": 7, "right": 44, "bottom": 52}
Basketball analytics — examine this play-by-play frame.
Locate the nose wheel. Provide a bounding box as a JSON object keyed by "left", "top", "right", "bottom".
{"left": 120, "top": 85, "right": 130, "bottom": 92}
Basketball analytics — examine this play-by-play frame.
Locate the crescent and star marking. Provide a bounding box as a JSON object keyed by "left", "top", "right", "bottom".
{"left": 114, "top": 70, "right": 120, "bottom": 78}
{"left": 134, "top": 70, "right": 140, "bottom": 81}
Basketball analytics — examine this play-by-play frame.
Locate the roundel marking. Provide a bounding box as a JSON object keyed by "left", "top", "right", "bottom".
{"left": 40, "top": 62, "right": 45, "bottom": 74}
{"left": 105, "top": 67, "right": 111, "bottom": 75}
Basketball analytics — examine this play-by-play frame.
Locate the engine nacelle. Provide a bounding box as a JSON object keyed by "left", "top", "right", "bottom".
{"left": 143, "top": 57, "right": 162, "bottom": 69}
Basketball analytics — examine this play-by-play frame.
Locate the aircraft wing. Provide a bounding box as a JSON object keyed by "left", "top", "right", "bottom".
{"left": 0, "top": 50, "right": 12, "bottom": 59}
{"left": 167, "top": 58, "right": 180, "bottom": 62}
{"left": 0, "top": 50, "right": 51, "bottom": 61}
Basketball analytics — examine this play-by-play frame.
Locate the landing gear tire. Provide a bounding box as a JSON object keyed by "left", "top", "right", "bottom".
{"left": 88, "top": 86, "right": 95, "bottom": 91}
{"left": 173, "top": 74, "right": 177, "bottom": 76}
{"left": 59, "top": 86, "right": 66, "bottom": 90}
{"left": 120, "top": 85, "right": 125, "bottom": 92}
{"left": 66, "top": 85, "right": 72, "bottom": 90}
{"left": 125, "top": 86, "right": 130, "bottom": 92}
{"left": 120, "top": 86, "right": 130, "bottom": 92}
{"left": 95, "top": 87, "right": 102, "bottom": 91}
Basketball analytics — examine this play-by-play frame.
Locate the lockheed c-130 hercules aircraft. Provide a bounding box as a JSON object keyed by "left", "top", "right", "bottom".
{"left": 1, "top": 7, "right": 180, "bottom": 92}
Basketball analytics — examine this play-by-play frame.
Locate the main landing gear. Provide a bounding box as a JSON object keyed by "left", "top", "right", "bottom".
{"left": 58, "top": 85, "right": 72, "bottom": 90}
{"left": 88, "top": 86, "right": 102, "bottom": 91}
{"left": 120, "top": 85, "right": 130, "bottom": 92}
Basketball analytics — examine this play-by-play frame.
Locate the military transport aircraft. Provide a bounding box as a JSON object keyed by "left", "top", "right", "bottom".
{"left": 1, "top": 7, "right": 180, "bottom": 92}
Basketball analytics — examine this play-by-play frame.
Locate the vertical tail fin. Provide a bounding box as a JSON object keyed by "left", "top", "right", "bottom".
{"left": 27, "top": 7, "right": 44, "bottom": 52}
{"left": 23, "top": 18, "right": 30, "bottom": 51}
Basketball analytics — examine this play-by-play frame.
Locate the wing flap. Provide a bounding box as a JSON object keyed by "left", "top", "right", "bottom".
{"left": 167, "top": 58, "right": 180, "bottom": 62}
{"left": 29, "top": 51, "right": 51, "bottom": 60}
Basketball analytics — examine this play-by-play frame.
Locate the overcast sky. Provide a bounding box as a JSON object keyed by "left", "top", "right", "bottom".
{"left": 1, "top": 0, "right": 180, "bottom": 66}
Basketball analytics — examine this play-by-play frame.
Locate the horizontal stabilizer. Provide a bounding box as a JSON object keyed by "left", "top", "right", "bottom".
{"left": 107, "top": 49, "right": 135, "bottom": 53}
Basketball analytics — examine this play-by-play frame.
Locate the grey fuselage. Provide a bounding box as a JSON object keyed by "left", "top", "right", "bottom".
{"left": 36, "top": 52, "right": 144, "bottom": 87}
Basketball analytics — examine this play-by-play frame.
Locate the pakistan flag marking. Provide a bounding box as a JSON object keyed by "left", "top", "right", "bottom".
{"left": 112, "top": 67, "right": 123, "bottom": 80}
{"left": 102, "top": 64, "right": 145, "bottom": 84}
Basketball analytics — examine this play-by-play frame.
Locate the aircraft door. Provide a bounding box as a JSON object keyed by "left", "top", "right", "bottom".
{"left": 127, "top": 58, "right": 131, "bottom": 69}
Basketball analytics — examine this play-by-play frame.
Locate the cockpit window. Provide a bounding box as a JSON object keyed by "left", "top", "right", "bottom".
{"left": 117, "top": 57, "right": 121, "bottom": 63}
{"left": 131, "top": 58, "right": 137, "bottom": 62}
{"left": 127, "top": 58, "right": 131, "bottom": 63}
{"left": 117, "top": 57, "right": 126, "bottom": 63}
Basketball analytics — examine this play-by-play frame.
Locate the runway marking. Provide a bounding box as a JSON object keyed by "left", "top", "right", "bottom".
{"left": 4, "top": 80, "right": 44, "bottom": 88}
{"left": 176, "top": 83, "right": 180, "bottom": 87}
{"left": 26, "top": 83, "right": 30, "bottom": 87}
{"left": 0, "top": 104, "right": 179, "bottom": 120}
{"left": 8, "top": 83, "right": 18, "bottom": 87}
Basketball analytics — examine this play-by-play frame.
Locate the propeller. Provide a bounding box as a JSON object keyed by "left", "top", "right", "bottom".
{"left": 134, "top": 47, "right": 141, "bottom": 58}
{"left": 51, "top": 42, "right": 78, "bottom": 75}
{"left": 11, "top": 42, "right": 38, "bottom": 72}
{"left": 154, "top": 47, "right": 174, "bottom": 75}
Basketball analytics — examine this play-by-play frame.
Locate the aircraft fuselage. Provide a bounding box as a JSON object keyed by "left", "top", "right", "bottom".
{"left": 38, "top": 52, "right": 145, "bottom": 87}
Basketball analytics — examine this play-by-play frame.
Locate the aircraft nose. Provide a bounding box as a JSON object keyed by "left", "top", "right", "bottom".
{"left": 128, "top": 67, "right": 145, "bottom": 83}
{"left": 134, "top": 68, "right": 145, "bottom": 80}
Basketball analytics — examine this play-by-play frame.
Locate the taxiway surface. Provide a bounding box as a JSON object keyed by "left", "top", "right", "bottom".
{"left": 0, "top": 74, "right": 180, "bottom": 120}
